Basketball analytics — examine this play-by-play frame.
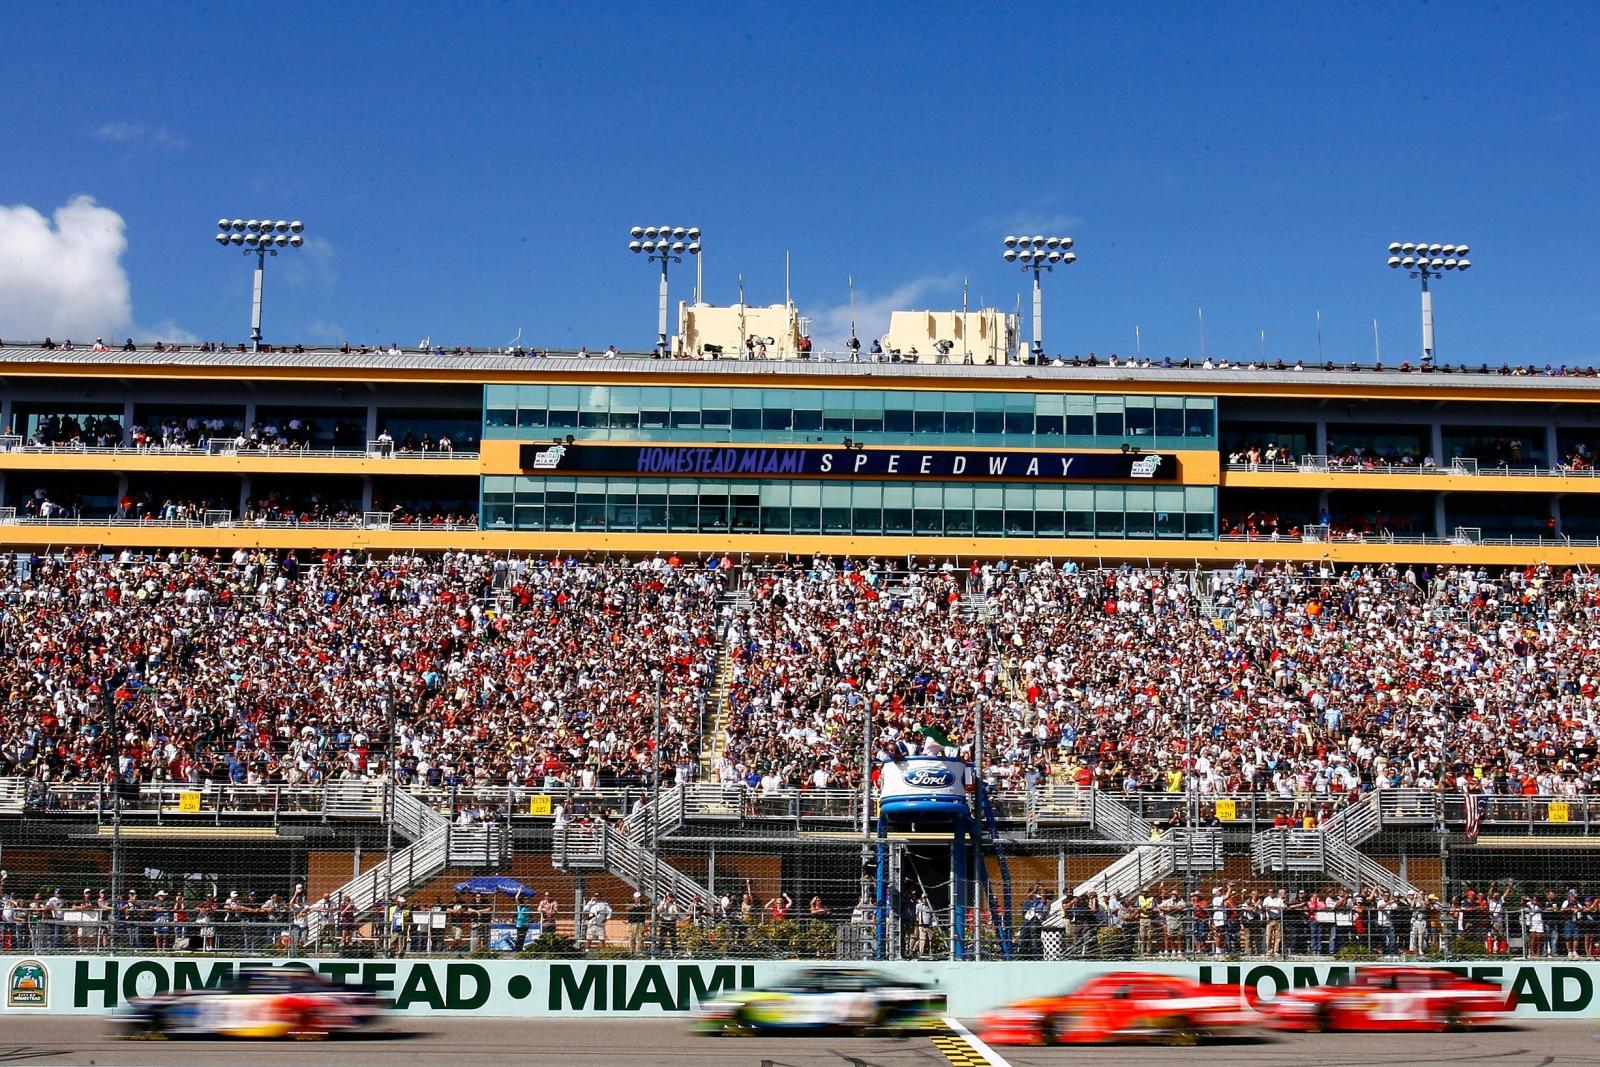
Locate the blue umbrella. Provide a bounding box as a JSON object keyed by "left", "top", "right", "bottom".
{"left": 453, "top": 876, "right": 535, "bottom": 897}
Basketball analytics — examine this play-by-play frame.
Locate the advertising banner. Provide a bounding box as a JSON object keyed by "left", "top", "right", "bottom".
{"left": 5, "top": 956, "right": 1600, "bottom": 1019}
{"left": 519, "top": 443, "right": 1177, "bottom": 482}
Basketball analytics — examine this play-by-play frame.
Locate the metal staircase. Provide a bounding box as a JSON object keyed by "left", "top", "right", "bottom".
{"left": 308, "top": 787, "right": 504, "bottom": 941}
{"left": 1073, "top": 793, "right": 1222, "bottom": 898}
{"left": 702, "top": 589, "right": 750, "bottom": 774}
{"left": 551, "top": 785, "right": 706, "bottom": 904}
{"left": 1251, "top": 792, "right": 1422, "bottom": 896}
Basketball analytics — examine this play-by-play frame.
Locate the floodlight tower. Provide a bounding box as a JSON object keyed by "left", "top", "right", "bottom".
{"left": 629, "top": 226, "right": 701, "bottom": 356}
{"left": 1002, "top": 235, "right": 1076, "bottom": 361}
{"left": 1386, "top": 241, "right": 1471, "bottom": 364}
{"left": 215, "top": 218, "right": 305, "bottom": 352}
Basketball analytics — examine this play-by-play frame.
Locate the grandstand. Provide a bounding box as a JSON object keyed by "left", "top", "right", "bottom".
{"left": 1, "top": 339, "right": 1599, "bottom": 963}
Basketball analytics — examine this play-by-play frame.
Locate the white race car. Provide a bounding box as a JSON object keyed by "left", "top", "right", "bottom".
{"left": 693, "top": 967, "right": 946, "bottom": 1035}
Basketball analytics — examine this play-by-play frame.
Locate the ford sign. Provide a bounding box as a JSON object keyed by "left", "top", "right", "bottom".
{"left": 904, "top": 768, "right": 954, "bottom": 789}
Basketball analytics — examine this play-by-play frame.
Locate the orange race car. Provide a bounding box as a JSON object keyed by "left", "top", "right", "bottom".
{"left": 1266, "top": 966, "right": 1512, "bottom": 1032}
{"left": 978, "top": 971, "right": 1258, "bottom": 1046}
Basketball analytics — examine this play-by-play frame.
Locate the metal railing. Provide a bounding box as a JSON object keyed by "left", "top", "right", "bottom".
{"left": 3, "top": 438, "right": 477, "bottom": 460}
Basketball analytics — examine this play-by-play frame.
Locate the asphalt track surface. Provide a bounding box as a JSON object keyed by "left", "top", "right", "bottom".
{"left": 1, "top": 1019, "right": 1597, "bottom": 1067}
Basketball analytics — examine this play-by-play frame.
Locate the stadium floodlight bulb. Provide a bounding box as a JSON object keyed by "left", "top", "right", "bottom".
{"left": 630, "top": 226, "right": 645, "bottom": 238}
{"left": 1031, "top": 234, "right": 1046, "bottom": 247}
{"left": 1428, "top": 243, "right": 1444, "bottom": 255}
{"left": 641, "top": 239, "right": 657, "bottom": 252}
{"left": 1457, "top": 258, "right": 1471, "bottom": 269}
{"left": 215, "top": 233, "right": 229, "bottom": 244}
{"left": 245, "top": 219, "right": 260, "bottom": 232}
{"left": 1401, "top": 242, "right": 1417, "bottom": 254}
{"left": 644, "top": 227, "right": 659, "bottom": 238}
{"left": 289, "top": 220, "right": 304, "bottom": 233}
{"left": 1047, "top": 250, "right": 1062, "bottom": 262}
{"left": 1045, "top": 236, "right": 1060, "bottom": 249}
{"left": 1388, "top": 256, "right": 1402, "bottom": 268}
{"left": 1443, "top": 258, "right": 1459, "bottom": 269}
{"left": 288, "top": 235, "right": 303, "bottom": 247}
{"left": 629, "top": 240, "right": 643, "bottom": 253}
{"left": 1062, "top": 251, "right": 1077, "bottom": 263}
{"left": 229, "top": 232, "right": 244, "bottom": 244}
{"left": 1456, "top": 244, "right": 1469, "bottom": 257}
{"left": 687, "top": 241, "right": 701, "bottom": 254}
{"left": 671, "top": 241, "right": 685, "bottom": 253}
{"left": 1004, "top": 235, "right": 1018, "bottom": 248}
{"left": 275, "top": 220, "right": 290, "bottom": 233}
{"left": 217, "top": 218, "right": 231, "bottom": 230}
{"left": 1401, "top": 256, "right": 1416, "bottom": 267}
{"left": 274, "top": 234, "right": 289, "bottom": 247}
{"left": 1441, "top": 244, "right": 1457, "bottom": 255}
{"left": 671, "top": 227, "right": 686, "bottom": 239}
{"left": 687, "top": 226, "right": 700, "bottom": 240}
{"left": 1003, "top": 249, "right": 1018, "bottom": 261}
{"left": 1388, "top": 242, "right": 1403, "bottom": 254}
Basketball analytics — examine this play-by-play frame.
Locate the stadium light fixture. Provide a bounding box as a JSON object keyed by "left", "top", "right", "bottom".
{"left": 215, "top": 217, "right": 306, "bottom": 351}
{"left": 1386, "top": 240, "right": 1471, "bottom": 364}
{"left": 629, "top": 224, "right": 701, "bottom": 356}
{"left": 1003, "top": 234, "right": 1077, "bottom": 362}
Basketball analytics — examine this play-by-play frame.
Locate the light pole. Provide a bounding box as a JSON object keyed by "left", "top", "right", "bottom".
{"left": 1002, "top": 235, "right": 1076, "bottom": 362}
{"left": 215, "top": 218, "right": 304, "bottom": 352}
{"left": 629, "top": 226, "right": 701, "bottom": 357}
{"left": 1386, "top": 242, "right": 1471, "bottom": 364}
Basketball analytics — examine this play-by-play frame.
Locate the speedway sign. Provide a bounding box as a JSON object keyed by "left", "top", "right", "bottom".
{"left": 519, "top": 443, "right": 1177, "bottom": 481}
{"left": 7, "top": 957, "right": 1600, "bottom": 1019}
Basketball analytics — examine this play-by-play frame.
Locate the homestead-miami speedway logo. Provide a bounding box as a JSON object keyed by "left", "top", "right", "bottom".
{"left": 7, "top": 959, "right": 48, "bottom": 1007}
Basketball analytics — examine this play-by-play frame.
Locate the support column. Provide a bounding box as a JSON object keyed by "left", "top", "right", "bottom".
{"left": 1430, "top": 421, "right": 1445, "bottom": 465}
{"left": 239, "top": 475, "right": 252, "bottom": 519}
{"left": 0, "top": 396, "right": 12, "bottom": 435}
{"left": 116, "top": 475, "right": 130, "bottom": 515}
{"left": 1317, "top": 490, "right": 1331, "bottom": 527}
{"left": 361, "top": 476, "right": 374, "bottom": 512}
{"left": 1550, "top": 494, "right": 1564, "bottom": 538}
{"left": 243, "top": 401, "right": 257, "bottom": 434}
{"left": 1434, "top": 493, "right": 1449, "bottom": 540}
{"left": 1313, "top": 419, "right": 1328, "bottom": 457}
{"left": 366, "top": 404, "right": 380, "bottom": 444}
{"left": 1546, "top": 423, "right": 1561, "bottom": 468}
{"left": 122, "top": 399, "right": 136, "bottom": 439}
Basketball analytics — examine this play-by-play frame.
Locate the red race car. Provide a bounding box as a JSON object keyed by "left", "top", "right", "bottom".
{"left": 978, "top": 972, "right": 1257, "bottom": 1046}
{"left": 1267, "top": 966, "right": 1512, "bottom": 1032}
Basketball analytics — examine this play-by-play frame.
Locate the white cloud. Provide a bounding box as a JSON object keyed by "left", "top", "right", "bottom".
{"left": 93, "top": 122, "right": 187, "bottom": 150}
{"left": 0, "top": 196, "right": 190, "bottom": 342}
{"left": 979, "top": 206, "right": 1085, "bottom": 237}
{"left": 0, "top": 196, "right": 133, "bottom": 340}
{"left": 807, "top": 274, "right": 961, "bottom": 349}
{"left": 306, "top": 319, "right": 346, "bottom": 342}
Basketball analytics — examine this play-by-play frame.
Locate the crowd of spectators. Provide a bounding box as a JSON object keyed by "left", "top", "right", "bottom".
{"left": 709, "top": 557, "right": 1600, "bottom": 801}
{"left": 1015, "top": 879, "right": 1600, "bottom": 960}
{"left": 0, "top": 551, "right": 727, "bottom": 791}
{"left": 5, "top": 551, "right": 1600, "bottom": 802}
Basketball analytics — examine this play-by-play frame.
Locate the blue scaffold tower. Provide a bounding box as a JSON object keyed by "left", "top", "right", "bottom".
{"left": 874, "top": 755, "right": 1014, "bottom": 960}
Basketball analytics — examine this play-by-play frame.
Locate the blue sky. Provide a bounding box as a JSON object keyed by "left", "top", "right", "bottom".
{"left": 3, "top": 3, "right": 1597, "bottom": 362}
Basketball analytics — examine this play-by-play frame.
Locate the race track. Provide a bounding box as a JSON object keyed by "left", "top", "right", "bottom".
{"left": 0, "top": 1018, "right": 1596, "bottom": 1067}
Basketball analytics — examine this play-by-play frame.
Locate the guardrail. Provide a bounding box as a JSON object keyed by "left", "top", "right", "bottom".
{"left": 0, "top": 516, "right": 480, "bottom": 531}
{"left": 1226, "top": 459, "right": 1593, "bottom": 478}
{"left": 6, "top": 781, "right": 1592, "bottom": 835}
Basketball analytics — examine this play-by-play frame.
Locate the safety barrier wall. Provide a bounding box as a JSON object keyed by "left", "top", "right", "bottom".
{"left": 3, "top": 955, "right": 1599, "bottom": 1019}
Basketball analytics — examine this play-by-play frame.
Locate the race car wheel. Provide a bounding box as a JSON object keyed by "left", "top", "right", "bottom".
{"left": 290, "top": 1007, "right": 329, "bottom": 1040}
{"left": 1041, "top": 1012, "right": 1071, "bottom": 1046}
{"left": 1153, "top": 1016, "right": 1200, "bottom": 1047}
{"left": 1309, "top": 1003, "right": 1335, "bottom": 1033}
{"left": 1440, "top": 1006, "right": 1468, "bottom": 1032}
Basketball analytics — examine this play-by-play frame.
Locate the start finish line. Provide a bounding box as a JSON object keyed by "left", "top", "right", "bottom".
{"left": 4, "top": 957, "right": 1598, "bottom": 1018}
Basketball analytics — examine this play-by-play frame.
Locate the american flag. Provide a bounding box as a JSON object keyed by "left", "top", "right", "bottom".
{"left": 1463, "top": 790, "right": 1480, "bottom": 842}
